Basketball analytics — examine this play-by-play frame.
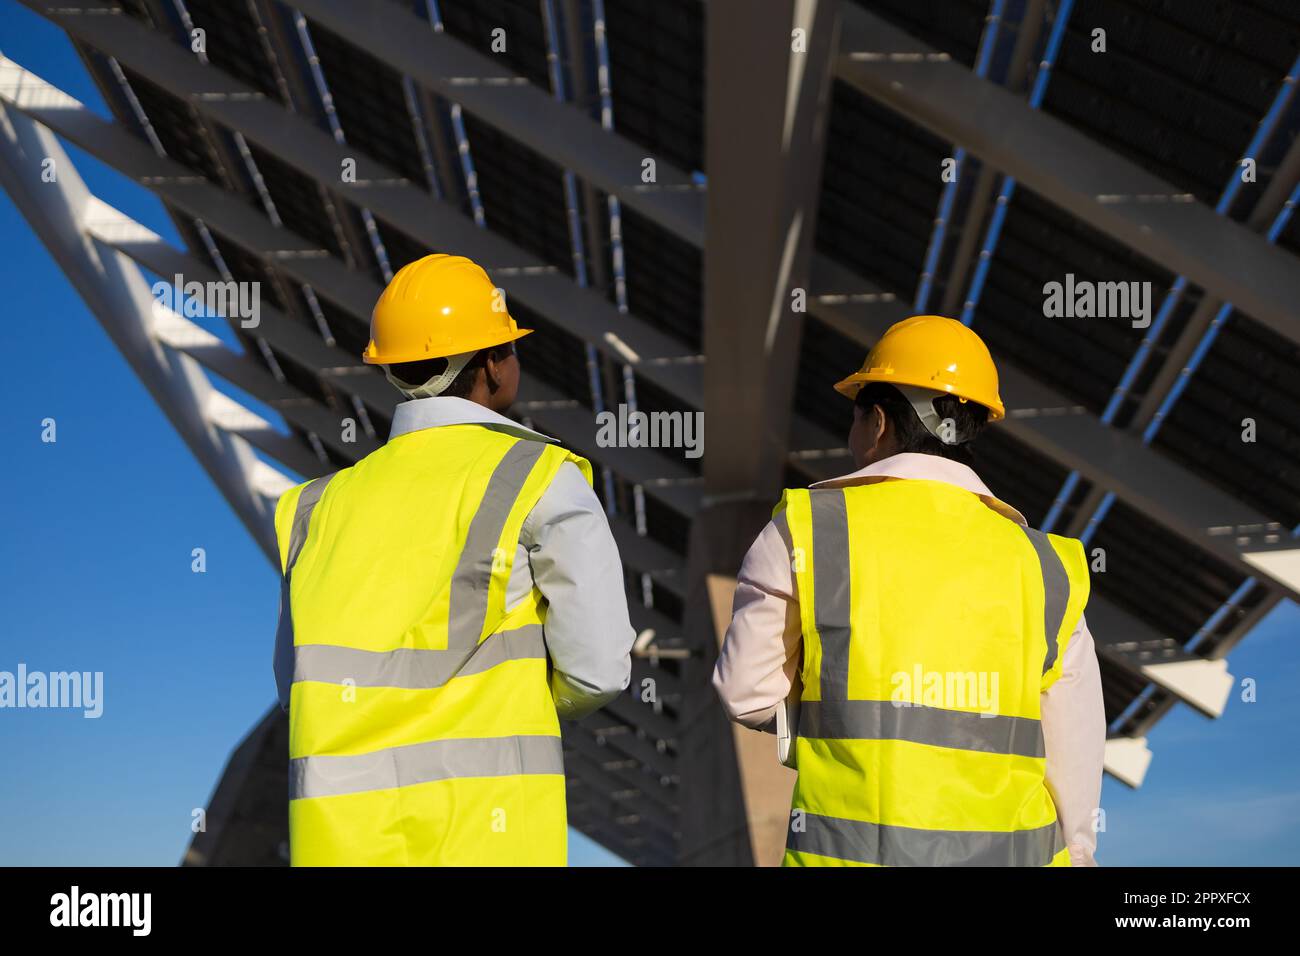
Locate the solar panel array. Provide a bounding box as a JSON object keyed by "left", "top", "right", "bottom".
{"left": 15, "top": 0, "right": 1300, "bottom": 865}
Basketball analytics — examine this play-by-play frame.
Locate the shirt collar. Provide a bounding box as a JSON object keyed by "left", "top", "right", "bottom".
{"left": 809, "top": 452, "right": 1027, "bottom": 526}
{"left": 389, "top": 395, "right": 557, "bottom": 444}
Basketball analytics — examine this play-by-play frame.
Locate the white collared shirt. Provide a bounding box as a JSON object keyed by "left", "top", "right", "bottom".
{"left": 389, "top": 395, "right": 557, "bottom": 444}
{"left": 711, "top": 452, "right": 1106, "bottom": 865}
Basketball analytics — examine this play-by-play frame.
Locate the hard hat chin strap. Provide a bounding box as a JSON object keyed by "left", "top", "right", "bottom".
{"left": 384, "top": 349, "right": 478, "bottom": 399}
{"left": 894, "top": 383, "right": 962, "bottom": 444}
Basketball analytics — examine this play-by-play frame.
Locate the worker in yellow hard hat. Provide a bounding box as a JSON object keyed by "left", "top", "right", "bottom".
{"left": 713, "top": 315, "right": 1106, "bottom": 867}
{"left": 271, "top": 253, "right": 635, "bottom": 866}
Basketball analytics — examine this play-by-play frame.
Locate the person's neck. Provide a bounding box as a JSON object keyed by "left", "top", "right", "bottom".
{"left": 464, "top": 389, "right": 510, "bottom": 416}
{"left": 858, "top": 444, "right": 902, "bottom": 469}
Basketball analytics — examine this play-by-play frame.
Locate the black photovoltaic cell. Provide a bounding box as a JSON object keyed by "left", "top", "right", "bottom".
{"left": 848, "top": 0, "right": 987, "bottom": 67}
{"left": 206, "top": 229, "right": 285, "bottom": 313}
{"left": 602, "top": 0, "right": 705, "bottom": 174}
{"left": 974, "top": 428, "right": 1073, "bottom": 529}
{"left": 373, "top": 221, "right": 437, "bottom": 275}
{"left": 816, "top": 81, "right": 949, "bottom": 296}
{"left": 1098, "top": 656, "right": 1154, "bottom": 728}
{"left": 793, "top": 315, "right": 872, "bottom": 440}
{"left": 1090, "top": 499, "right": 1246, "bottom": 643}
{"left": 315, "top": 293, "right": 371, "bottom": 361}
{"left": 617, "top": 206, "right": 702, "bottom": 351}
{"left": 183, "top": 0, "right": 288, "bottom": 105}
{"left": 1154, "top": 313, "right": 1300, "bottom": 527}
{"left": 272, "top": 344, "right": 332, "bottom": 409}
{"left": 121, "top": 67, "right": 228, "bottom": 187}
{"left": 244, "top": 143, "right": 348, "bottom": 264}
{"left": 512, "top": 301, "right": 593, "bottom": 404}
{"left": 629, "top": 375, "right": 701, "bottom": 477}
{"left": 1042, "top": 0, "right": 1300, "bottom": 207}
{"left": 307, "top": 23, "right": 427, "bottom": 186}
{"left": 642, "top": 492, "right": 690, "bottom": 556}
{"left": 437, "top": 0, "right": 552, "bottom": 89}
{"left": 973, "top": 189, "right": 1174, "bottom": 416}
{"left": 1113, "top": 289, "right": 1204, "bottom": 429}
{"left": 460, "top": 115, "right": 577, "bottom": 277}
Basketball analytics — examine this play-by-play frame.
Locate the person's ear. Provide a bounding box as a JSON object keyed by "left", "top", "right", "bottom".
{"left": 872, "top": 404, "right": 887, "bottom": 447}
{"left": 483, "top": 349, "right": 502, "bottom": 394}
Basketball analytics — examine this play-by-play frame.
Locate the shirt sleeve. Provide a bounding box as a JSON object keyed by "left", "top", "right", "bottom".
{"left": 712, "top": 518, "right": 803, "bottom": 731}
{"left": 523, "top": 461, "right": 636, "bottom": 720}
{"left": 1040, "top": 612, "right": 1106, "bottom": 866}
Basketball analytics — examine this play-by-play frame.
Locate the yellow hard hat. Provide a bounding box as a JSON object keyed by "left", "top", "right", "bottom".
{"left": 362, "top": 253, "right": 533, "bottom": 364}
{"left": 833, "top": 314, "right": 1005, "bottom": 421}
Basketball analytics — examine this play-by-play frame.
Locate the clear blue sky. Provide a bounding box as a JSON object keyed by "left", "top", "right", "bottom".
{"left": 1, "top": 4, "right": 1297, "bottom": 867}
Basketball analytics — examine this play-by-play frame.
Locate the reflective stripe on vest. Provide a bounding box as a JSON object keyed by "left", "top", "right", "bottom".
{"left": 1021, "top": 525, "right": 1069, "bottom": 675}
{"left": 810, "top": 491, "right": 852, "bottom": 700}
{"left": 447, "top": 439, "right": 547, "bottom": 648}
{"left": 780, "top": 482, "right": 1088, "bottom": 867}
{"left": 788, "top": 811, "right": 1066, "bottom": 867}
{"left": 292, "top": 624, "right": 545, "bottom": 690}
{"left": 797, "top": 699, "right": 1045, "bottom": 758}
{"left": 274, "top": 473, "right": 337, "bottom": 677}
{"left": 290, "top": 733, "right": 564, "bottom": 801}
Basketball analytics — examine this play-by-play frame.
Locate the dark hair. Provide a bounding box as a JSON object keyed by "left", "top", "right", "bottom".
{"left": 388, "top": 342, "right": 514, "bottom": 399}
{"left": 853, "top": 382, "right": 989, "bottom": 464}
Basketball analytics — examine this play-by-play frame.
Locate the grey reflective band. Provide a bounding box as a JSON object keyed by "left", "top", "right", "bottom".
{"left": 788, "top": 810, "right": 1065, "bottom": 866}
{"left": 1021, "top": 527, "right": 1070, "bottom": 675}
{"left": 810, "top": 490, "right": 852, "bottom": 700}
{"left": 286, "top": 472, "right": 337, "bottom": 575}
{"left": 289, "top": 733, "right": 564, "bottom": 800}
{"left": 278, "top": 473, "right": 338, "bottom": 682}
{"left": 771, "top": 508, "right": 794, "bottom": 556}
{"left": 798, "top": 699, "right": 1045, "bottom": 759}
{"left": 447, "top": 440, "right": 548, "bottom": 648}
{"left": 293, "top": 624, "right": 545, "bottom": 689}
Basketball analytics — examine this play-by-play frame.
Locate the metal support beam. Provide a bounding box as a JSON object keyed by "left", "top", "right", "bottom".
{"left": 0, "top": 92, "right": 290, "bottom": 564}
{"left": 96, "top": 224, "right": 383, "bottom": 461}
{"left": 936, "top": 0, "right": 1045, "bottom": 317}
{"left": 703, "top": 0, "right": 838, "bottom": 498}
{"left": 674, "top": 499, "right": 778, "bottom": 865}
{"left": 1086, "top": 597, "right": 1235, "bottom": 719}
{"left": 834, "top": 2, "right": 1300, "bottom": 350}
{"left": 561, "top": 744, "right": 678, "bottom": 839}
{"left": 561, "top": 723, "right": 678, "bottom": 813}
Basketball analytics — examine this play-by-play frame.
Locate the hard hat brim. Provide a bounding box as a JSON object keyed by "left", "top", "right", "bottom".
{"left": 362, "top": 326, "right": 533, "bottom": 365}
{"left": 834, "top": 370, "right": 1006, "bottom": 421}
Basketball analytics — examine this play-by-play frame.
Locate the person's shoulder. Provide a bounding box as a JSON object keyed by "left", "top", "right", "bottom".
{"left": 528, "top": 458, "right": 603, "bottom": 523}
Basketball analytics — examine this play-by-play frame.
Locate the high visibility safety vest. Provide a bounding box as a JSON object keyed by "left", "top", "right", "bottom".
{"left": 778, "top": 478, "right": 1090, "bottom": 867}
{"left": 273, "top": 423, "right": 593, "bottom": 866}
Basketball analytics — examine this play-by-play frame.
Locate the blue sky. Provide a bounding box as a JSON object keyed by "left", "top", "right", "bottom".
{"left": 1, "top": 4, "right": 1297, "bottom": 867}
